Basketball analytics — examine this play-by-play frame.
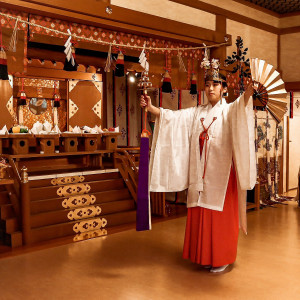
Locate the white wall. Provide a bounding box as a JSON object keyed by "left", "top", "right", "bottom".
{"left": 227, "top": 20, "right": 278, "bottom": 68}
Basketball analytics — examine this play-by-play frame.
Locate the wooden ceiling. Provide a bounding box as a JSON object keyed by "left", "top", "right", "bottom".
{"left": 242, "top": 0, "right": 300, "bottom": 14}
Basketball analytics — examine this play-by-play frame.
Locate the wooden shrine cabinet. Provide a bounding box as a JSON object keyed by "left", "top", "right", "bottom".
{"left": 79, "top": 134, "right": 99, "bottom": 152}
{"left": 0, "top": 136, "right": 8, "bottom": 155}
{"left": 35, "top": 134, "right": 59, "bottom": 154}
{"left": 60, "top": 133, "right": 81, "bottom": 152}
{"left": 100, "top": 132, "right": 122, "bottom": 150}
{"left": 9, "top": 134, "right": 33, "bottom": 155}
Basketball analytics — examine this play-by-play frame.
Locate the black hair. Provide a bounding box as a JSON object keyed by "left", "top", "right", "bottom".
{"left": 206, "top": 73, "right": 227, "bottom": 89}
{"left": 216, "top": 73, "right": 228, "bottom": 89}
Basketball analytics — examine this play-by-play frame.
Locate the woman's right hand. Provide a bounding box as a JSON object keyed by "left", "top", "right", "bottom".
{"left": 140, "top": 94, "right": 160, "bottom": 116}
{"left": 140, "top": 94, "right": 152, "bottom": 111}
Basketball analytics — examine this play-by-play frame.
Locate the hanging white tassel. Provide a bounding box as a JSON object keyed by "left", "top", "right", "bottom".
{"left": 200, "top": 43, "right": 210, "bottom": 69}
{"left": 104, "top": 44, "right": 112, "bottom": 72}
{"left": 8, "top": 17, "right": 19, "bottom": 53}
{"left": 139, "top": 43, "right": 149, "bottom": 72}
{"left": 177, "top": 48, "right": 187, "bottom": 73}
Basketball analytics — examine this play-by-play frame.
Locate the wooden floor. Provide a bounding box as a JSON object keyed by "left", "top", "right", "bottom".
{"left": 0, "top": 191, "right": 299, "bottom": 300}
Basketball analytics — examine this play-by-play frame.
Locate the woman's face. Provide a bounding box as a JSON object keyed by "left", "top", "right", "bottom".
{"left": 205, "top": 81, "right": 225, "bottom": 105}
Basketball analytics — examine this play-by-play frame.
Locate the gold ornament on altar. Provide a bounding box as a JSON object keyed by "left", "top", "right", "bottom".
{"left": 250, "top": 58, "right": 288, "bottom": 123}
{"left": 51, "top": 175, "right": 85, "bottom": 186}
{"left": 73, "top": 228, "right": 107, "bottom": 242}
{"left": 57, "top": 183, "right": 91, "bottom": 197}
{"left": 62, "top": 194, "right": 96, "bottom": 209}
{"left": 73, "top": 218, "right": 107, "bottom": 233}
{"left": 67, "top": 206, "right": 102, "bottom": 221}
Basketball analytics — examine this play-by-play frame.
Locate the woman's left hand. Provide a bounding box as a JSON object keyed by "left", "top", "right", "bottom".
{"left": 244, "top": 83, "right": 257, "bottom": 106}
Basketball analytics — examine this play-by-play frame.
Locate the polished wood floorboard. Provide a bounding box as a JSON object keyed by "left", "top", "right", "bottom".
{"left": 0, "top": 192, "right": 299, "bottom": 300}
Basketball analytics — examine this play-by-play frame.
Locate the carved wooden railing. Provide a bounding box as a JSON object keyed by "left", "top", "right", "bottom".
{"left": 114, "top": 148, "right": 139, "bottom": 202}
{"left": 114, "top": 148, "right": 166, "bottom": 217}
{"left": 4, "top": 156, "right": 30, "bottom": 245}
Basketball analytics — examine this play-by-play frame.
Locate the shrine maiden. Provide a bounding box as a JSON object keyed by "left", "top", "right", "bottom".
{"left": 140, "top": 66, "right": 256, "bottom": 273}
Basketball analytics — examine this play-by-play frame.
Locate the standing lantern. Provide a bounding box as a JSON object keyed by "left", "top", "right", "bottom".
{"left": 136, "top": 71, "right": 153, "bottom": 231}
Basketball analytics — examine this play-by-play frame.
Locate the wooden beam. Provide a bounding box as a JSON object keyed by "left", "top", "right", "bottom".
{"left": 211, "top": 15, "right": 227, "bottom": 65}
{"left": 280, "top": 26, "right": 300, "bottom": 34}
{"left": 25, "top": 66, "right": 102, "bottom": 81}
{"left": 280, "top": 11, "right": 300, "bottom": 18}
{"left": 0, "top": 0, "right": 230, "bottom": 44}
{"left": 285, "top": 82, "right": 300, "bottom": 92}
{"left": 169, "top": 0, "right": 280, "bottom": 34}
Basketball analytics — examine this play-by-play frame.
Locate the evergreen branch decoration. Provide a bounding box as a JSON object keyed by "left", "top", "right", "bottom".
{"left": 225, "top": 36, "right": 251, "bottom": 94}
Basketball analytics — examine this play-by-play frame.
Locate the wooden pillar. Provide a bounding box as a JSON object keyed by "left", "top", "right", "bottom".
{"left": 21, "top": 166, "right": 31, "bottom": 245}
{"left": 211, "top": 15, "right": 227, "bottom": 67}
{"left": 254, "top": 182, "right": 260, "bottom": 210}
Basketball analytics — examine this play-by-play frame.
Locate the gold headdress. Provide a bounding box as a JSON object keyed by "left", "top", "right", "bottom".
{"left": 202, "top": 58, "right": 225, "bottom": 82}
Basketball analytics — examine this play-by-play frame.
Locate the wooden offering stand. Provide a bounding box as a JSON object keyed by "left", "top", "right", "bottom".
{"left": 79, "top": 133, "right": 99, "bottom": 152}
{"left": 35, "top": 134, "right": 59, "bottom": 154}
{"left": 9, "top": 134, "right": 33, "bottom": 155}
{"left": 100, "top": 132, "right": 121, "bottom": 150}
{"left": 0, "top": 135, "right": 8, "bottom": 155}
{"left": 60, "top": 133, "right": 81, "bottom": 152}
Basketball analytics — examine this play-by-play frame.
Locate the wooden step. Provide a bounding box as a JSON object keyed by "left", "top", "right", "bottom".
{"left": 27, "top": 163, "right": 83, "bottom": 173}
{"left": 31, "top": 188, "right": 131, "bottom": 214}
{"left": 0, "top": 227, "right": 21, "bottom": 248}
{"left": 4, "top": 218, "right": 20, "bottom": 234}
{"left": 29, "top": 178, "right": 125, "bottom": 201}
{"left": 30, "top": 210, "right": 136, "bottom": 244}
{"left": 0, "top": 191, "right": 10, "bottom": 205}
{"left": 31, "top": 199, "right": 135, "bottom": 228}
{"left": 10, "top": 231, "right": 23, "bottom": 248}
{"left": 29, "top": 171, "right": 121, "bottom": 188}
{"left": 0, "top": 204, "right": 15, "bottom": 220}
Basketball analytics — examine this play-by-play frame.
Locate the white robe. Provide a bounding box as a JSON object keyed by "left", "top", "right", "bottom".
{"left": 149, "top": 94, "right": 256, "bottom": 233}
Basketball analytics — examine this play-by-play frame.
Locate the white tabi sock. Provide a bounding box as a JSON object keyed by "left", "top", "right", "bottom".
{"left": 210, "top": 264, "right": 229, "bottom": 273}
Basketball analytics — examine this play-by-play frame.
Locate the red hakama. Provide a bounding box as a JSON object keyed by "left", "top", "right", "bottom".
{"left": 182, "top": 129, "right": 239, "bottom": 267}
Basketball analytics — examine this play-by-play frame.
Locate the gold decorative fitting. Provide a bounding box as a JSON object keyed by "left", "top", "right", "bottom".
{"left": 14, "top": 77, "right": 58, "bottom": 88}
{"left": 67, "top": 206, "right": 102, "bottom": 221}
{"left": 21, "top": 166, "right": 28, "bottom": 183}
{"left": 62, "top": 194, "right": 96, "bottom": 209}
{"left": 69, "top": 98, "right": 79, "bottom": 119}
{"left": 51, "top": 175, "right": 85, "bottom": 186}
{"left": 73, "top": 229, "right": 107, "bottom": 242}
{"left": 6, "top": 96, "right": 14, "bottom": 117}
{"left": 92, "top": 100, "right": 102, "bottom": 118}
{"left": 73, "top": 218, "right": 107, "bottom": 233}
{"left": 57, "top": 183, "right": 91, "bottom": 197}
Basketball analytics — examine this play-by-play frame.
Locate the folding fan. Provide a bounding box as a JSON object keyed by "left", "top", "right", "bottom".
{"left": 250, "top": 58, "right": 288, "bottom": 123}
